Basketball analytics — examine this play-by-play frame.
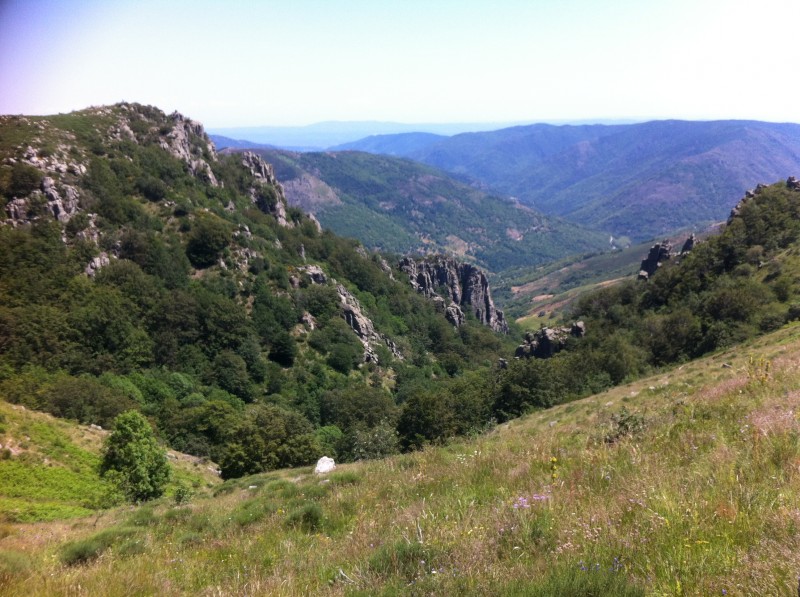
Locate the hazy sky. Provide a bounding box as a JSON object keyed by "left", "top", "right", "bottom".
{"left": 1, "top": 0, "right": 799, "bottom": 127}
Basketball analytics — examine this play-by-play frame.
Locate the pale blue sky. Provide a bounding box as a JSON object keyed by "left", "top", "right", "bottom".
{"left": 1, "top": 0, "right": 799, "bottom": 127}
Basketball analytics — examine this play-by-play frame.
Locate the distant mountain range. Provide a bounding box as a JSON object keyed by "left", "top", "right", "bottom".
{"left": 251, "top": 149, "right": 608, "bottom": 272}
{"left": 208, "top": 120, "right": 542, "bottom": 151}
{"left": 337, "top": 120, "right": 800, "bottom": 240}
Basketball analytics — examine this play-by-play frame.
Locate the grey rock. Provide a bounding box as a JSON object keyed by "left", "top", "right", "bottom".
{"left": 85, "top": 252, "right": 111, "bottom": 277}
{"left": 300, "top": 265, "right": 327, "bottom": 285}
{"left": 679, "top": 233, "right": 696, "bottom": 255}
{"left": 336, "top": 283, "right": 403, "bottom": 363}
{"left": 638, "top": 241, "right": 673, "bottom": 280}
{"left": 240, "top": 151, "right": 293, "bottom": 228}
{"left": 398, "top": 256, "right": 508, "bottom": 333}
{"left": 516, "top": 321, "right": 586, "bottom": 359}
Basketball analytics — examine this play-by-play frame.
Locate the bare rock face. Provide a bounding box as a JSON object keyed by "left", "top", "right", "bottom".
{"left": 515, "top": 321, "right": 586, "bottom": 359}
{"left": 336, "top": 284, "right": 403, "bottom": 363}
{"left": 240, "top": 152, "right": 293, "bottom": 228}
{"left": 637, "top": 241, "right": 673, "bottom": 281}
{"left": 679, "top": 233, "right": 696, "bottom": 255}
{"left": 398, "top": 256, "right": 509, "bottom": 333}
{"left": 41, "top": 177, "right": 80, "bottom": 222}
{"left": 159, "top": 111, "right": 219, "bottom": 187}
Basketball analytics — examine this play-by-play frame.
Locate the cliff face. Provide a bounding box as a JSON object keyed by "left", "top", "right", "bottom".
{"left": 398, "top": 256, "right": 508, "bottom": 333}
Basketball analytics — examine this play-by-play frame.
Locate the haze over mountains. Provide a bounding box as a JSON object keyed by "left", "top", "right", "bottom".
{"left": 338, "top": 119, "right": 800, "bottom": 240}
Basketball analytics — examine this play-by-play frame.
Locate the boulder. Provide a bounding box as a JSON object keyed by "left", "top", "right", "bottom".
{"left": 314, "top": 456, "right": 336, "bottom": 474}
{"left": 516, "top": 321, "right": 586, "bottom": 359}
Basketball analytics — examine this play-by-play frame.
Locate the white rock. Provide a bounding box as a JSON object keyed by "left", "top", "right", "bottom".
{"left": 314, "top": 456, "right": 336, "bottom": 474}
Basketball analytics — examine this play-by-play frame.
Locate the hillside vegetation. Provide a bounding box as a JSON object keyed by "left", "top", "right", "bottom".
{"left": 257, "top": 149, "right": 607, "bottom": 273}
{"left": 0, "top": 103, "right": 520, "bottom": 487}
{"left": 2, "top": 324, "right": 800, "bottom": 595}
{"left": 342, "top": 120, "right": 800, "bottom": 240}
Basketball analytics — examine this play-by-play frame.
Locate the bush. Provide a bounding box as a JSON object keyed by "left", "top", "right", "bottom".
{"left": 285, "top": 503, "right": 324, "bottom": 532}
{"left": 59, "top": 527, "right": 138, "bottom": 566}
{"left": 100, "top": 411, "right": 171, "bottom": 502}
{"left": 185, "top": 215, "right": 230, "bottom": 268}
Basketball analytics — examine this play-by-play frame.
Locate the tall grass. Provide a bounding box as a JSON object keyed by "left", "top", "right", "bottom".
{"left": 3, "top": 325, "right": 800, "bottom": 595}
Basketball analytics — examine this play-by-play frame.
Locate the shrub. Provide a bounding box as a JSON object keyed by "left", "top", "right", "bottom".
{"left": 285, "top": 503, "right": 323, "bottom": 532}
{"left": 59, "top": 527, "right": 138, "bottom": 566}
{"left": 185, "top": 215, "right": 230, "bottom": 268}
{"left": 100, "top": 411, "right": 171, "bottom": 502}
{"left": 232, "top": 498, "right": 277, "bottom": 527}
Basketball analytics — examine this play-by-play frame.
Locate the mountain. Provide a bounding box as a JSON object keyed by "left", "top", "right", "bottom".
{"left": 207, "top": 120, "right": 529, "bottom": 151}
{"left": 332, "top": 131, "right": 446, "bottom": 155}
{"left": 208, "top": 134, "right": 274, "bottom": 151}
{"left": 0, "top": 102, "right": 521, "bottom": 484}
{"left": 342, "top": 119, "right": 800, "bottom": 240}
{"left": 254, "top": 149, "right": 609, "bottom": 273}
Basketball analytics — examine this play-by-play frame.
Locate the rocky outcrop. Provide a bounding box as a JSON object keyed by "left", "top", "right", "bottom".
{"left": 637, "top": 241, "right": 673, "bottom": 281}
{"left": 336, "top": 284, "right": 402, "bottom": 363}
{"left": 515, "top": 322, "right": 586, "bottom": 359}
{"left": 398, "top": 256, "right": 508, "bottom": 333}
{"left": 4, "top": 177, "right": 81, "bottom": 226}
{"left": 295, "top": 263, "right": 401, "bottom": 363}
{"left": 679, "top": 233, "right": 696, "bottom": 255}
{"left": 159, "top": 111, "right": 219, "bottom": 187}
{"left": 240, "top": 152, "right": 293, "bottom": 228}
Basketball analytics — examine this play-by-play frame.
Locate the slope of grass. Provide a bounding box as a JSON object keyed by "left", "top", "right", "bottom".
{"left": 0, "top": 401, "right": 219, "bottom": 523}
{"left": 3, "top": 324, "right": 800, "bottom": 594}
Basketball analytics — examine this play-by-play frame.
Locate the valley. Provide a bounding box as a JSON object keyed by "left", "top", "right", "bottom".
{"left": 3, "top": 102, "right": 800, "bottom": 596}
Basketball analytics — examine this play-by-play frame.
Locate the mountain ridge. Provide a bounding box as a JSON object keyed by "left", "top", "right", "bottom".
{"left": 341, "top": 119, "right": 800, "bottom": 240}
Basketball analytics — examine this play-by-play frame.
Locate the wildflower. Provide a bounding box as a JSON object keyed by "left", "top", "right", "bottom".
{"left": 513, "top": 496, "right": 530, "bottom": 509}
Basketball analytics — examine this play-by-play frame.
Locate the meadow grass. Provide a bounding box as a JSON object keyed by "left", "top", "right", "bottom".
{"left": 3, "top": 324, "right": 800, "bottom": 594}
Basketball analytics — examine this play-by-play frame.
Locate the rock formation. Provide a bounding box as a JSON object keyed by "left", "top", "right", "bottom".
{"left": 398, "top": 256, "right": 509, "bottom": 333}
{"left": 515, "top": 322, "right": 586, "bottom": 359}
{"left": 637, "top": 241, "right": 672, "bottom": 280}
{"left": 159, "top": 111, "right": 219, "bottom": 187}
{"left": 336, "top": 284, "right": 403, "bottom": 363}
{"left": 679, "top": 233, "right": 696, "bottom": 255}
{"left": 240, "top": 151, "right": 293, "bottom": 228}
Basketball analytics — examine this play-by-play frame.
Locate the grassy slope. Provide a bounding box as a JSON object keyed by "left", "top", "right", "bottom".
{"left": 3, "top": 324, "right": 800, "bottom": 594}
{"left": 0, "top": 401, "right": 220, "bottom": 524}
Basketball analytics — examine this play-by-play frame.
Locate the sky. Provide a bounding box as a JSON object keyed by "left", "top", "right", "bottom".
{"left": 1, "top": 0, "right": 800, "bottom": 127}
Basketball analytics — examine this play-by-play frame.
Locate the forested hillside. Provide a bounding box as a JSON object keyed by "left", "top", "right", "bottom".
{"left": 255, "top": 149, "right": 607, "bottom": 272}
{"left": 3, "top": 103, "right": 800, "bottom": 492}
{"left": 0, "top": 103, "right": 517, "bottom": 482}
{"left": 341, "top": 120, "right": 800, "bottom": 240}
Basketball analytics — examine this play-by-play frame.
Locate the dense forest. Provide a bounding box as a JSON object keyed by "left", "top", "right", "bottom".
{"left": 2, "top": 103, "right": 800, "bottom": 485}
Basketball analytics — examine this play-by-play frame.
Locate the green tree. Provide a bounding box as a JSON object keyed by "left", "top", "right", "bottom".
{"left": 99, "top": 411, "right": 171, "bottom": 502}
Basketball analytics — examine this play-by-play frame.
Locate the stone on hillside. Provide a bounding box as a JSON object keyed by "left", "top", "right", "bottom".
{"left": 680, "top": 233, "right": 696, "bottom": 255}
{"left": 516, "top": 321, "right": 586, "bottom": 359}
{"left": 314, "top": 456, "right": 336, "bottom": 474}
{"left": 638, "top": 241, "right": 673, "bottom": 280}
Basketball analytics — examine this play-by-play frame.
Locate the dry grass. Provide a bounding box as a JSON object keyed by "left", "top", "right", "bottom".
{"left": 4, "top": 324, "right": 800, "bottom": 595}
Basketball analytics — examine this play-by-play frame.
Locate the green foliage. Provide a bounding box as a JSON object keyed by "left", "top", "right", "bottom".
{"left": 4, "top": 162, "right": 42, "bottom": 197}
{"left": 285, "top": 502, "right": 324, "bottom": 532}
{"left": 0, "top": 550, "right": 31, "bottom": 584}
{"left": 185, "top": 214, "right": 231, "bottom": 268}
{"left": 100, "top": 411, "right": 171, "bottom": 502}
{"left": 59, "top": 527, "right": 138, "bottom": 566}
